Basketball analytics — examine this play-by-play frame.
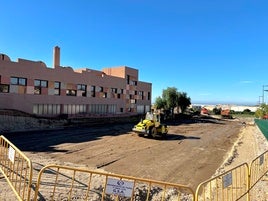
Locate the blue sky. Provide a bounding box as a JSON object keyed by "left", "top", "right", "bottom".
{"left": 1, "top": 0, "right": 267, "bottom": 105}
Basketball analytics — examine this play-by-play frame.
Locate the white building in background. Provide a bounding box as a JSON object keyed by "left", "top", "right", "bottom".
{"left": 192, "top": 104, "right": 258, "bottom": 112}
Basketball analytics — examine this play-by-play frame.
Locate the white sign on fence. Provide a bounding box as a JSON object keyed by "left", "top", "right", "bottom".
{"left": 8, "top": 146, "right": 15, "bottom": 163}
{"left": 260, "top": 154, "right": 264, "bottom": 165}
{"left": 223, "top": 172, "right": 232, "bottom": 188}
{"left": 105, "top": 178, "right": 134, "bottom": 197}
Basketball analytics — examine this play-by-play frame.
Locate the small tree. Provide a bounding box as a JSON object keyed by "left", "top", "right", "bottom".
{"left": 177, "top": 92, "right": 191, "bottom": 113}
{"left": 255, "top": 104, "right": 268, "bottom": 118}
{"left": 154, "top": 96, "right": 166, "bottom": 110}
{"left": 162, "top": 87, "right": 178, "bottom": 118}
{"left": 154, "top": 87, "right": 191, "bottom": 119}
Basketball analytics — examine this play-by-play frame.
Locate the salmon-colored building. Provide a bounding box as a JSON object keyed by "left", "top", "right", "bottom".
{"left": 0, "top": 47, "right": 152, "bottom": 117}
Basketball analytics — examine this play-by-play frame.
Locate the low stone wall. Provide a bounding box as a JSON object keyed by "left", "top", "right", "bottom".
{"left": 0, "top": 115, "right": 68, "bottom": 133}
{"left": 0, "top": 112, "right": 141, "bottom": 133}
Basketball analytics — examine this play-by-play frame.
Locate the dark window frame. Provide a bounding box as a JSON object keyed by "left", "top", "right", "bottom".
{"left": 103, "top": 92, "right": 107, "bottom": 98}
{"left": 66, "top": 89, "right": 77, "bottom": 96}
{"left": 127, "top": 75, "right": 130, "bottom": 84}
{"left": 54, "top": 81, "right": 61, "bottom": 95}
{"left": 111, "top": 88, "right": 117, "bottom": 93}
{"left": 34, "top": 79, "right": 48, "bottom": 95}
{"left": 34, "top": 79, "right": 48, "bottom": 87}
{"left": 77, "top": 84, "right": 87, "bottom": 97}
{"left": 91, "top": 85, "right": 96, "bottom": 97}
{"left": 0, "top": 84, "right": 9, "bottom": 93}
{"left": 10, "top": 77, "right": 27, "bottom": 86}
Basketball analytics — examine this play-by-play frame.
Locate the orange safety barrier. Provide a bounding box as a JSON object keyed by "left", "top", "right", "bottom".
{"left": 0, "top": 135, "right": 33, "bottom": 201}
{"left": 33, "top": 164, "right": 195, "bottom": 201}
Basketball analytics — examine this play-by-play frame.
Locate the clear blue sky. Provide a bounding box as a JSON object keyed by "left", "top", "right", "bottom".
{"left": 1, "top": 0, "right": 267, "bottom": 105}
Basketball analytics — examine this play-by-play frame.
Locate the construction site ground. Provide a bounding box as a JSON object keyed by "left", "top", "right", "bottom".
{"left": 2, "top": 115, "right": 246, "bottom": 192}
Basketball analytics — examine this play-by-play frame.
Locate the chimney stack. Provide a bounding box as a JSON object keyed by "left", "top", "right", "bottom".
{"left": 53, "top": 46, "right": 60, "bottom": 68}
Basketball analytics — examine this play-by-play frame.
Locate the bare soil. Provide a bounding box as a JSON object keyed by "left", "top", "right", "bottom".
{"left": 3, "top": 116, "right": 243, "bottom": 190}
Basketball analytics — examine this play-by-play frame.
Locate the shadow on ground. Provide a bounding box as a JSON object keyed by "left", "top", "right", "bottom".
{"left": 3, "top": 123, "right": 134, "bottom": 153}
{"left": 2, "top": 115, "right": 220, "bottom": 153}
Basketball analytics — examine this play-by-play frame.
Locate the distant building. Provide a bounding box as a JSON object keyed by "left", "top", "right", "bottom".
{"left": 193, "top": 104, "right": 258, "bottom": 113}
{"left": 0, "top": 46, "right": 152, "bottom": 117}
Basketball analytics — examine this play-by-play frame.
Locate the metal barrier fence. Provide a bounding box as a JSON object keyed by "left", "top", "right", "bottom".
{"left": 195, "top": 163, "right": 249, "bottom": 201}
{"left": 249, "top": 150, "right": 268, "bottom": 199}
{"left": 33, "top": 164, "right": 195, "bottom": 201}
{"left": 1, "top": 133, "right": 268, "bottom": 201}
{"left": 0, "top": 135, "right": 33, "bottom": 201}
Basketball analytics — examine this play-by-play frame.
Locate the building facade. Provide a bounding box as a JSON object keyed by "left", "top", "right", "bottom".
{"left": 0, "top": 47, "right": 152, "bottom": 117}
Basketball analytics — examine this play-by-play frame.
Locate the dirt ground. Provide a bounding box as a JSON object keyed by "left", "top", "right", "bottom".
{"left": 2, "top": 116, "right": 243, "bottom": 188}
{"left": 1, "top": 115, "right": 268, "bottom": 200}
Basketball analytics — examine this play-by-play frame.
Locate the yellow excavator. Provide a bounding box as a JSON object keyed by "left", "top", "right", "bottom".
{"left": 132, "top": 112, "right": 168, "bottom": 138}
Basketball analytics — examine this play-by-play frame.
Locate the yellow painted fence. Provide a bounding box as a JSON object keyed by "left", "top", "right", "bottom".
{"left": 195, "top": 163, "right": 249, "bottom": 201}
{"left": 0, "top": 135, "right": 33, "bottom": 201}
{"left": 33, "top": 164, "right": 195, "bottom": 201}
{"left": 248, "top": 150, "right": 268, "bottom": 200}
{"left": 1, "top": 135, "right": 268, "bottom": 201}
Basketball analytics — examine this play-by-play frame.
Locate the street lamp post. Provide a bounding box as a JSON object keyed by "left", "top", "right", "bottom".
{"left": 259, "top": 96, "right": 263, "bottom": 105}
{"left": 262, "top": 85, "right": 268, "bottom": 104}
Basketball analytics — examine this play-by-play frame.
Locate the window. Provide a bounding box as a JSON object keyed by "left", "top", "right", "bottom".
{"left": 0, "top": 84, "right": 9, "bottom": 93}
{"left": 139, "top": 91, "right": 144, "bottom": 100}
{"left": 148, "top": 92, "right": 151, "bottom": 100}
{"left": 77, "top": 84, "right": 86, "bottom": 91}
{"left": 99, "top": 86, "right": 103, "bottom": 92}
{"left": 41, "top": 80, "right": 47, "bottom": 87}
{"left": 103, "top": 92, "right": 107, "bottom": 98}
{"left": 131, "top": 99, "right": 137, "bottom": 104}
{"left": 77, "top": 84, "right": 87, "bottom": 96}
{"left": 10, "top": 77, "right": 27, "bottom": 86}
{"left": 34, "top": 79, "right": 48, "bottom": 95}
{"left": 10, "top": 77, "right": 17, "bottom": 85}
{"left": 91, "top": 86, "right": 95, "bottom": 91}
{"left": 34, "top": 87, "right": 41, "bottom": 95}
{"left": 66, "top": 89, "right": 77, "bottom": 96}
{"left": 120, "top": 89, "right": 124, "bottom": 94}
{"left": 91, "top": 86, "right": 95, "bottom": 97}
{"left": 34, "top": 80, "right": 48, "bottom": 87}
{"left": 54, "top": 81, "right": 61, "bottom": 95}
{"left": 131, "top": 81, "right": 137, "bottom": 86}
{"left": 127, "top": 75, "right": 130, "bottom": 84}
{"left": 54, "top": 81, "right": 60, "bottom": 89}
{"left": 33, "top": 104, "right": 61, "bottom": 115}
{"left": 96, "top": 86, "right": 103, "bottom": 92}
{"left": 129, "top": 80, "right": 137, "bottom": 86}
{"left": 111, "top": 88, "right": 117, "bottom": 93}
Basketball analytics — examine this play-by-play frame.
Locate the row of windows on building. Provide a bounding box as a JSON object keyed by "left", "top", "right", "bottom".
{"left": 33, "top": 104, "right": 117, "bottom": 115}
{"left": 33, "top": 104, "right": 149, "bottom": 115}
{"left": 0, "top": 76, "right": 150, "bottom": 100}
